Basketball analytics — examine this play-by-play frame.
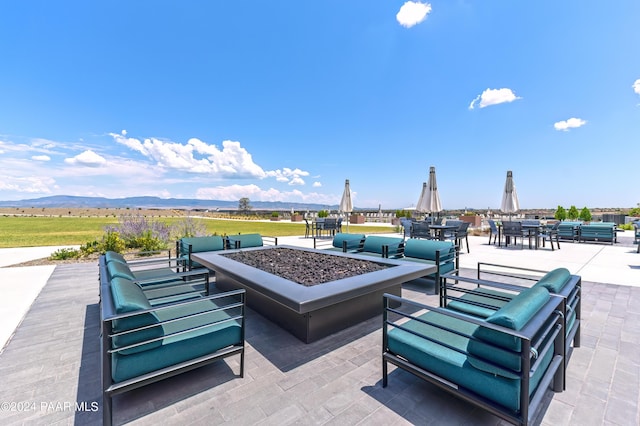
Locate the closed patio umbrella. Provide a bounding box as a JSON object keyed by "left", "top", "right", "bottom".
{"left": 500, "top": 170, "right": 520, "bottom": 220}
{"left": 417, "top": 166, "right": 442, "bottom": 218}
{"left": 339, "top": 179, "right": 353, "bottom": 232}
{"left": 416, "top": 182, "right": 428, "bottom": 215}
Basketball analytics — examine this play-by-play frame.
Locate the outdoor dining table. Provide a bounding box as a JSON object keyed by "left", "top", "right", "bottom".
{"left": 497, "top": 222, "right": 543, "bottom": 249}
{"left": 428, "top": 224, "right": 458, "bottom": 241}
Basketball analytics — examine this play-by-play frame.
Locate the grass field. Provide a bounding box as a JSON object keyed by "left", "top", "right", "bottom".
{"left": 0, "top": 215, "right": 395, "bottom": 248}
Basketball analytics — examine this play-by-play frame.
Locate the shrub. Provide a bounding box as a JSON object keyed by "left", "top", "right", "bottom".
{"left": 172, "top": 215, "right": 207, "bottom": 239}
{"left": 79, "top": 240, "right": 101, "bottom": 256}
{"left": 50, "top": 247, "right": 80, "bottom": 260}
{"left": 317, "top": 210, "right": 329, "bottom": 218}
{"left": 102, "top": 231, "right": 126, "bottom": 253}
{"left": 271, "top": 211, "right": 279, "bottom": 217}
{"left": 106, "top": 213, "right": 170, "bottom": 250}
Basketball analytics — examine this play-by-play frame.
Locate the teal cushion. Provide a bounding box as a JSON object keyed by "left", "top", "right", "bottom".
{"left": 105, "top": 251, "right": 127, "bottom": 264}
{"left": 534, "top": 268, "right": 571, "bottom": 293}
{"left": 180, "top": 236, "right": 225, "bottom": 255}
{"left": 331, "top": 233, "right": 365, "bottom": 249}
{"left": 467, "top": 286, "right": 550, "bottom": 375}
{"left": 110, "top": 277, "right": 163, "bottom": 355}
{"left": 112, "top": 320, "right": 241, "bottom": 383}
{"left": 107, "top": 261, "right": 136, "bottom": 281}
{"left": 404, "top": 239, "right": 453, "bottom": 261}
{"left": 387, "top": 310, "right": 553, "bottom": 412}
{"left": 111, "top": 297, "right": 243, "bottom": 382}
{"left": 447, "top": 288, "right": 514, "bottom": 318}
{"left": 362, "top": 236, "right": 403, "bottom": 255}
{"left": 229, "top": 233, "right": 263, "bottom": 248}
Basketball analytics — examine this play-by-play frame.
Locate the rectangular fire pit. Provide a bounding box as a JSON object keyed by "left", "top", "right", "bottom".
{"left": 192, "top": 245, "right": 435, "bottom": 343}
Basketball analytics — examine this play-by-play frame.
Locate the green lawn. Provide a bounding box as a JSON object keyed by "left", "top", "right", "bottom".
{"left": 0, "top": 216, "right": 395, "bottom": 248}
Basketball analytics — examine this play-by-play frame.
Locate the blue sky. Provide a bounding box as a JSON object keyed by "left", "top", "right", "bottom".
{"left": 1, "top": 1, "right": 639, "bottom": 210}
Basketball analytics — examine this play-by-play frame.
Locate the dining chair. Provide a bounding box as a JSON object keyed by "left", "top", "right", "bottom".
{"left": 487, "top": 219, "right": 499, "bottom": 245}
{"left": 539, "top": 221, "right": 561, "bottom": 251}
{"left": 501, "top": 221, "right": 524, "bottom": 249}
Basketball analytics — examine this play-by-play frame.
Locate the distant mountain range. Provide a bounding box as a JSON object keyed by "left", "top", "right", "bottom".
{"left": 0, "top": 195, "right": 352, "bottom": 212}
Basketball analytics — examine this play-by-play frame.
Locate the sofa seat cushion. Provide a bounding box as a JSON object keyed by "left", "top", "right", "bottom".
{"left": 112, "top": 319, "right": 242, "bottom": 383}
{"left": 110, "top": 291, "right": 243, "bottom": 382}
{"left": 533, "top": 268, "right": 571, "bottom": 293}
{"left": 387, "top": 311, "right": 552, "bottom": 412}
{"left": 467, "top": 286, "right": 549, "bottom": 375}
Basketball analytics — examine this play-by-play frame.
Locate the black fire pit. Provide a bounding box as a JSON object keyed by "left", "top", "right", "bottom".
{"left": 193, "top": 245, "right": 435, "bottom": 343}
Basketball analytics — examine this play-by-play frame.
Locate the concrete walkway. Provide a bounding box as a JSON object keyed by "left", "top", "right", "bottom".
{"left": 0, "top": 246, "right": 77, "bottom": 353}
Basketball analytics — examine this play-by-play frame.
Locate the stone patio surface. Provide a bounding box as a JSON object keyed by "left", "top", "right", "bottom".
{"left": 0, "top": 233, "right": 639, "bottom": 425}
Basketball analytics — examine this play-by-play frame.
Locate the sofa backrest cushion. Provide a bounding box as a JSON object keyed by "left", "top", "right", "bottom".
{"left": 403, "top": 239, "right": 454, "bottom": 261}
{"left": 534, "top": 267, "right": 571, "bottom": 293}
{"left": 110, "top": 277, "right": 163, "bottom": 355}
{"left": 362, "top": 236, "right": 403, "bottom": 255}
{"left": 332, "top": 233, "right": 365, "bottom": 249}
{"left": 467, "top": 286, "right": 550, "bottom": 376}
{"left": 107, "top": 261, "right": 136, "bottom": 281}
{"left": 229, "top": 233, "right": 263, "bottom": 249}
{"left": 105, "top": 251, "right": 127, "bottom": 265}
{"left": 180, "top": 236, "right": 225, "bottom": 256}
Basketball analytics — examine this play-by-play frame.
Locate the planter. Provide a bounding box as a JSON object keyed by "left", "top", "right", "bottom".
{"left": 270, "top": 217, "right": 280, "bottom": 221}
{"left": 291, "top": 214, "right": 303, "bottom": 222}
{"left": 391, "top": 218, "right": 402, "bottom": 226}
{"left": 459, "top": 215, "right": 482, "bottom": 227}
{"left": 350, "top": 214, "right": 365, "bottom": 224}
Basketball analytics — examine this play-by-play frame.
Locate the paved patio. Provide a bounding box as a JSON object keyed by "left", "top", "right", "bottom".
{"left": 1, "top": 233, "right": 639, "bottom": 425}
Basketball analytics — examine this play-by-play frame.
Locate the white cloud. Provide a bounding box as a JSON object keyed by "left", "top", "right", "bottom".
{"left": 110, "top": 133, "right": 267, "bottom": 178}
{"left": 265, "top": 167, "right": 310, "bottom": 185}
{"left": 64, "top": 150, "right": 107, "bottom": 167}
{"left": 32, "top": 155, "right": 51, "bottom": 161}
{"left": 554, "top": 117, "right": 587, "bottom": 131}
{"left": 0, "top": 175, "right": 55, "bottom": 193}
{"left": 109, "top": 132, "right": 312, "bottom": 183}
{"left": 469, "top": 88, "right": 521, "bottom": 109}
{"left": 313, "top": 181, "right": 322, "bottom": 187}
{"left": 195, "top": 184, "right": 336, "bottom": 204}
{"left": 633, "top": 79, "right": 640, "bottom": 95}
{"left": 396, "top": 1, "right": 432, "bottom": 28}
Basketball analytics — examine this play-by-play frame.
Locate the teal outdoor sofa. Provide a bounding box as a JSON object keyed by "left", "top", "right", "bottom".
{"left": 383, "top": 286, "right": 565, "bottom": 425}
{"left": 390, "top": 238, "right": 458, "bottom": 295}
{"left": 440, "top": 264, "right": 581, "bottom": 389}
{"left": 99, "top": 254, "right": 246, "bottom": 426}
{"left": 557, "top": 222, "right": 581, "bottom": 242}
{"left": 578, "top": 222, "right": 616, "bottom": 244}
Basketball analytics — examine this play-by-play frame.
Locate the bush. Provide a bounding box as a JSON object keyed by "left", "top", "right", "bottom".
{"left": 106, "top": 213, "right": 170, "bottom": 251}
{"left": 50, "top": 247, "right": 80, "bottom": 260}
{"left": 102, "top": 231, "right": 126, "bottom": 253}
{"left": 317, "top": 210, "right": 329, "bottom": 218}
{"left": 172, "top": 215, "right": 207, "bottom": 239}
{"left": 79, "top": 240, "right": 101, "bottom": 256}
